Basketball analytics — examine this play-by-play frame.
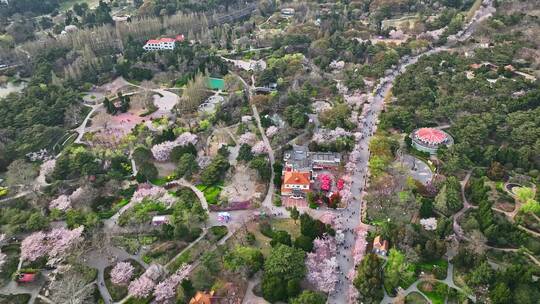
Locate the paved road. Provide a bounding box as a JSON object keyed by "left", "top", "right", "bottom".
{"left": 329, "top": 1, "right": 495, "bottom": 302}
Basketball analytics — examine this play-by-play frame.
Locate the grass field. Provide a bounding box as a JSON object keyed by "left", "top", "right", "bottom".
{"left": 196, "top": 183, "right": 223, "bottom": 205}
{"left": 418, "top": 281, "right": 447, "bottom": 304}
{"left": 405, "top": 292, "right": 429, "bottom": 304}
{"left": 416, "top": 259, "right": 448, "bottom": 279}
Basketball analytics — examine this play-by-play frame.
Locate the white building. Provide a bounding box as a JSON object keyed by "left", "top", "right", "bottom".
{"left": 143, "top": 35, "right": 185, "bottom": 51}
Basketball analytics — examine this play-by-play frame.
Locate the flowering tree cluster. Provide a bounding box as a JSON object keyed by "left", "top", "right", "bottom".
{"left": 251, "top": 141, "right": 267, "bottom": 155}
{"left": 420, "top": 217, "right": 437, "bottom": 231}
{"left": 131, "top": 185, "right": 165, "bottom": 203}
{"left": 21, "top": 227, "right": 84, "bottom": 265}
{"left": 128, "top": 276, "right": 156, "bottom": 299}
{"left": 110, "top": 262, "right": 135, "bottom": 285}
{"left": 41, "top": 159, "right": 56, "bottom": 178}
{"left": 312, "top": 128, "right": 352, "bottom": 144}
{"left": 238, "top": 132, "right": 257, "bottom": 145}
{"left": 151, "top": 132, "right": 198, "bottom": 161}
{"left": 389, "top": 29, "right": 405, "bottom": 40}
{"left": 306, "top": 236, "right": 339, "bottom": 293}
{"left": 265, "top": 126, "right": 278, "bottom": 138}
{"left": 352, "top": 226, "right": 368, "bottom": 264}
{"left": 151, "top": 141, "right": 178, "bottom": 162}
{"left": 153, "top": 265, "right": 191, "bottom": 303}
{"left": 49, "top": 195, "right": 72, "bottom": 211}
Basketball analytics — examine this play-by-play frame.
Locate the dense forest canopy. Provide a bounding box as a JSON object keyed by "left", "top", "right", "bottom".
{"left": 382, "top": 52, "right": 540, "bottom": 172}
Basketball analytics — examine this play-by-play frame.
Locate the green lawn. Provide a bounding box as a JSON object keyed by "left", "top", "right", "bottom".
{"left": 196, "top": 184, "right": 223, "bottom": 205}
{"left": 416, "top": 259, "right": 448, "bottom": 279}
{"left": 418, "top": 282, "right": 448, "bottom": 304}
{"left": 271, "top": 218, "right": 301, "bottom": 238}
{"left": 98, "top": 198, "right": 130, "bottom": 219}
{"left": 405, "top": 292, "right": 429, "bottom": 304}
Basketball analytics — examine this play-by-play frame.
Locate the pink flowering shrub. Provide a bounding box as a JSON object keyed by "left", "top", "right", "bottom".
{"left": 319, "top": 174, "right": 332, "bottom": 191}
{"left": 49, "top": 195, "right": 71, "bottom": 211}
{"left": 21, "top": 227, "right": 84, "bottom": 265}
{"left": 238, "top": 132, "right": 256, "bottom": 145}
{"left": 111, "top": 262, "right": 135, "bottom": 285}
{"left": 128, "top": 276, "right": 155, "bottom": 299}
{"left": 265, "top": 126, "right": 278, "bottom": 138}
{"left": 251, "top": 141, "right": 267, "bottom": 155}
{"left": 306, "top": 236, "right": 339, "bottom": 293}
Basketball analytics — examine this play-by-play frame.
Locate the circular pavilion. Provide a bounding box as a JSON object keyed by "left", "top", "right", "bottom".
{"left": 411, "top": 127, "right": 453, "bottom": 154}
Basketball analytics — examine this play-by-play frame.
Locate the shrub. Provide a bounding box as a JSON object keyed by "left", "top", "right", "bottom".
{"left": 259, "top": 221, "right": 274, "bottom": 238}
{"left": 209, "top": 226, "right": 228, "bottom": 242}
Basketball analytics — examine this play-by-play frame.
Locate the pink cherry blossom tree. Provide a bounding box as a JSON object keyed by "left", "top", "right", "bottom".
{"left": 49, "top": 195, "right": 72, "bottom": 211}
{"left": 46, "top": 226, "right": 84, "bottom": 265}
{"left": 420, "top": 217, "right": 437, "bottom": 231}
{"left": 312, "top": 128, "right": 352, "bottom": 144}
{"left": 306, "top": 236, "right": 339, "bottom": 293}
{"left": 238, "top": 132, "right": 256, "bottom": 145}
{"left": 175, "top": 132, "right": 197, "bottom": 146}
{"left": 20, "top": 231, "right": 48, "bottom": 262}
{"left": 151, "top": 141, "right": 178, "bottom": 162}
{"left": 265, "top": 126, "right": 278, "bottom": 138}
{"left": 40, "top": 159, "right": 56, "bottom": 178}
{"left": 20, "top": 227, "right": 84, "bottom": 265}
{"left": 251, "top": 141, "right": 267, "bottom": 155}
{"left": 153, "top": 265, "right": 191, "bottom": 303}
{"left": 131, "top": 185, "right": 166, "bottom": 204}
{"left": 128, "top": 276, "right": 156, "bottom": 299}
{"left": 69, "top": 187, "right": 86, "bottom": 203}
{"left": 151, "top": 132, "right": 198, "bottom": 161}
{"left": 110, "top": 262, "right": 135, "bottom": 285}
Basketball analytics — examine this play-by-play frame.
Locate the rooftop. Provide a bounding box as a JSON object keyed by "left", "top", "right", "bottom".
{"left": 414, "top": 128, "right": 448, "bottom": 145}
{"left": 283, "top": 171, "right": 311, "bottom": 185}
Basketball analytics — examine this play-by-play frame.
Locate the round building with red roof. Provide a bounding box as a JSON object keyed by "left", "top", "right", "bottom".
{"left": 411, "top": 127, "right": 452, "bottom": 154}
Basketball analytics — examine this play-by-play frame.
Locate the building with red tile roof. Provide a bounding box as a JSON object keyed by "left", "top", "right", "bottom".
{"left": 411, "top": 127, "right": 453, "bottom": 154}
{"left": 372, "top": 235, "right": 389, "bottom": 256}
{"left": 281, "top": 171, "right": 311, "bottom": 198}
{"left": 189, "top": 291, "right": 218, "bottom": 304}
{"left": 143, "top": 35, "right": 185, "bottom": 51}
